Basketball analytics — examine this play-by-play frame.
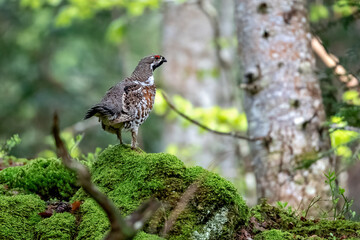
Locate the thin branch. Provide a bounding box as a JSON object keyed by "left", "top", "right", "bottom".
{"left": 329, "top": 124, "right": 360, "bottom": 133}
{"left": 311, "top": 37, "right": 359, "bottom": 88}
{"left": 64, "top": 118, "right": 99, "bottom": 134}
{"left": 126, "top": 198, "right": 161, "bottom": 232}
{"left": 161, "top": 92, "right": 266, "bottom": 142}
{"left": 52, "top": 113, "right": 160, "bottom": 240}
{"left": 197, "top": 0, "right": 231, "bottom": 70}
{"left": 304, "top": 196, "right": 322, "bottom": 219}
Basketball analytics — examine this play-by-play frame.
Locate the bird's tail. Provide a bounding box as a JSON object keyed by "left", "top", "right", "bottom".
{"left": 84, "top": 104, "right": 115, "bottom": 120}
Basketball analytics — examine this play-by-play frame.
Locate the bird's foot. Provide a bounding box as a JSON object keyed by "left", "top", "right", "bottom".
{"left": 131, "top": 146, "right": 143, "bottom": 153}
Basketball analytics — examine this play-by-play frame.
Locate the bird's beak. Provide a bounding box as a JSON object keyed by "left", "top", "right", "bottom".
{"left": 162, "top": 57, "right": 167, "bottom": 63}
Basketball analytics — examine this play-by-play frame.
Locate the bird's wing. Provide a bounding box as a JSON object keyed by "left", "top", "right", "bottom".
{"left": 100, "top": 80, "right": 143, "bottom": 124}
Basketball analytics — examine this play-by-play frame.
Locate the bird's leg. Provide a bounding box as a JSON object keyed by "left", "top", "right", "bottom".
{"left": 116, "top": 130, "right": 123, "bottom": 145}
{"left": 131, "top": 128, "right": 138, "bottom": 149}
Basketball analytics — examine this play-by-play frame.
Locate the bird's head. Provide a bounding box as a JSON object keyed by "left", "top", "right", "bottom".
{"left": 139, "top": 55, "right": 167, "bottom": 71}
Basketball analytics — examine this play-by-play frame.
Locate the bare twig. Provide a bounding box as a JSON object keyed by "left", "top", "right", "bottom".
{"left": 161, "top": 182, "right": 199, "bottom": 237}
{"left": 329, "top": 124, "right": 360, "bottom": 133}
{"left": 52, "top": 113, "right": 160, "bottom": 240}
{"left": 304, "top": 196, "right": 322, "bottom": 219}
{"left": 126, "top": 198, "right": 161, "bottom": 231}
{"left": 161, "top": 92, "right": 266, "bottom": 142}
{"left": 311, "top": 37, "right": 359, "bottom": 88}
{"left": 197, "top": 0, "right": 231, "bottom": 70}
{"left": 64, "top": 118, "right": 99, "bottom": 134}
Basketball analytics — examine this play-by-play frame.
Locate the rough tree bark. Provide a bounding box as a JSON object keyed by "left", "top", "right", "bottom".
{"left": 162, "top": 1, "right": 239, "bottom": 179}
{"left": 235, "top": 0, "right": 333, "bottom": 208}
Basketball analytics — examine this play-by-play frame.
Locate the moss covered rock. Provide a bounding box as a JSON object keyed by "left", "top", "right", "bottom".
{"left": 254, "top": 229, "right": 294, "bottom": 240}
{"left": 134, "top": 231, "right": 166, "bottom": 240}
{"left": 76, "top": 199, "right": 109, "bottom": 240}
{"left": 0, "top": 194, "right": 45, "bottom": 239}
{"left": 292, "top": 219, "right": 360, "bottom": 239}
{"left": 247, "top": 200, "right": 360, "bottom": 240}
{"left": 74, "top": 145, "right": 249, "bottom": 240}
{"left": 35, "top": 212, "right": 76, "bottom": 240}
{"left": 0, "top": 157, "right": 78, "bottom": 200}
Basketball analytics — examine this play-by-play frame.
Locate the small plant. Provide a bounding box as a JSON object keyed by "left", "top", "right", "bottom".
{"left": 303, "top": 196, "right": 322, "bottom": 218}
{"left": 0, "top": 134, "right": 27, "bottom": 168}
{"left": 329, "top": 232, "right": 338, "bottom": 240}
{"left": 0, "top": 134, "right": 21, "bottom": 158}
{"left": 324, "top": 170, "right": 356, "bottom": 220}
{"left": 276, "top": 201, "right": 296, "bottom": 216}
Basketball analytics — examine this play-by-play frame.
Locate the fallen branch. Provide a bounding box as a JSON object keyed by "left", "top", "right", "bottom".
{"left": 161, "top": 92, "right": 266, "bottom": 142}
{"left": 52, "top": 113, "right": 160, "bottom": 240}
{"left": 161, "top": 182, "right": 199, "bottom": 237}
{"left": 311, "top": 37, "right": 359, "bottom": 88}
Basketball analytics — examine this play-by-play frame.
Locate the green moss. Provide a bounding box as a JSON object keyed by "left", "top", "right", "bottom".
{"left": 250, "top": 201, "right": 360, "bottom": 239}
{"left": 74, "top": 145, "right": 248, "bottom": 239}
{"left": 0, "top": 194, "right": 46, "bottom": 239}
{"left": 134, "top": 231, "right": 165, "bottom": 240}
{"left": 76, "top": 199, "right": 109, "bottom": 240}
{"left": 250, "top": 200, "right": 299, "bottom": 231}
{"left": 0, "top": 157, "right": 78, "bottom": 200}
{"left": 254, "top": 229, "right": 294, "bottom": 240}
{"left": 0, "top": 184, "right": 7, "bottom": 195}
{"left": 291, "top": 219, "right": 360, "bottom": 239}
{"left": 35, "top": 212, "right": 76, "bottom": 240}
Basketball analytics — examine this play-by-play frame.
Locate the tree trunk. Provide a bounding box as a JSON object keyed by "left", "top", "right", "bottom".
{"left": 235, "top": 0, "right": 332, "bottom": 208}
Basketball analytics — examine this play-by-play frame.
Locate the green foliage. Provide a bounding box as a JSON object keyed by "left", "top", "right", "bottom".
{"left": 310, "top": 1, "right": 357, "bottom": 23}
{"left": 0, "top": 134, "right": 28, "bottom": 167}
{"left": 40, "top": 131, "right": 84, "bottom": 159}
{"left": 326, "top": 90, "right": 360, "bottom": 161}
{"left": 0, "top": 194, "right": 45, "bottom": 239}
{"left": 276, "top": 201, "right": 296, "bottom": 217}
{"left": 154, "top": 91, "right": 248, "bottom": 133}
{"left": 20, "top": 0, "right": 161, "bottom": 41}
{"left": 0, "top": 134, "right": 21, "bottom": 157}
{"left": 0, "top": 157, "right": 78, "bottom": 200}
{"left": 333, "top": 1, "right": 355, "bottom": 17}
{"left": 324, "top": 170, "right": 356, "bottom": 220}
{"left": 249, "top": 200, "right": 360, "bottom": 239}
{"left": 310, "top": 4, "right": 329, "bottom": 22}
{"left": 35, "top": 212, "right": 76, "bottom": 240}
{"left": 73, "top": 144, "right": 249, "bottom": 239}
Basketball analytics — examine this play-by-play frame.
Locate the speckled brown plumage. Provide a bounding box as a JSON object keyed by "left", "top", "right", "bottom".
{"left": 84, "top": 55, "right": 167, "bottom": 149}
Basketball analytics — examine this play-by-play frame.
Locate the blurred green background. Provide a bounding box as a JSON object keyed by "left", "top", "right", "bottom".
{"left": 0, "top": 0, "right": 165, "bottom": 156}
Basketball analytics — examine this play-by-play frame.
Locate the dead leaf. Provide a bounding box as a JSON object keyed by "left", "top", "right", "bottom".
{"left": 71, "top": 200, "right": 82, "bottom": 212}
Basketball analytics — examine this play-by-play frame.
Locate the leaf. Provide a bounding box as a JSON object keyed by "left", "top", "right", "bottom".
{"left": 106, "top": 17, "right": 127, "bottom": 44}
{"left": 310, "top": 4, "right": 329, "bottom": 22}
{"left": 55, "top": 6, "right": 80, "bottom": 27}
{"left": 333, "top": 2, "right": 354, "bottom": 17}
{"left": 71, "top": 200, "right": 82, "bottom": 212}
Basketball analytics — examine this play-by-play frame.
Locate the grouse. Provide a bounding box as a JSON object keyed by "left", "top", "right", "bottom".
{"left": 84, "top": 55, "right": 167, "bottom": 149}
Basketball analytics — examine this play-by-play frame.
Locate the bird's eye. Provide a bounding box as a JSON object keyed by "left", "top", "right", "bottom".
{"left": 154, "top": 55, "right": 160, "bottom": 59}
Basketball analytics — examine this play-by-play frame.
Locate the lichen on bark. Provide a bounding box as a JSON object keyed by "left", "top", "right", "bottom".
{"left": 235, "top": 0, "right": 332, "bottom": 208}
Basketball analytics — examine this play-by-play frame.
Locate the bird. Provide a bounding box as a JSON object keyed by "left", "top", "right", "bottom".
{"left": 84, "top": 54, "right": 167, "bottom": 149}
